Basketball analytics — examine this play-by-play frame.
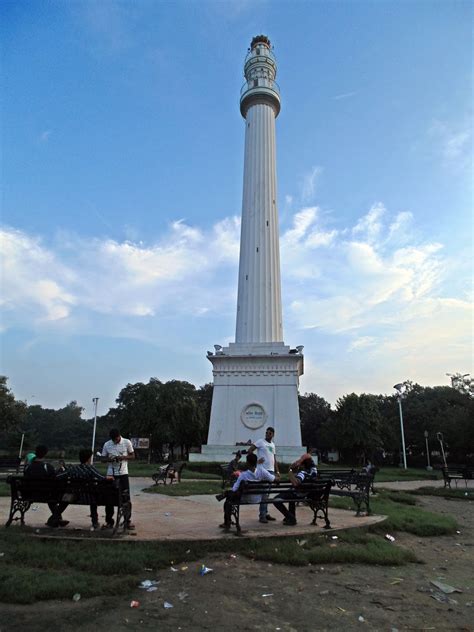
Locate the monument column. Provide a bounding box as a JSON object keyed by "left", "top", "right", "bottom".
{"left": 191, "top": 36, "right": 304, "bottom": 464}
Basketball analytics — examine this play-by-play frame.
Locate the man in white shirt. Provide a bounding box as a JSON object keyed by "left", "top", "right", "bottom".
{"left": 220, "top": 452, "right": 278, "bottom": 530}
{"left": 101, "top": 428, "right": 135, "bottom": 530}
{"left": 248, "top": 426, "right": 280, "bottom": 523}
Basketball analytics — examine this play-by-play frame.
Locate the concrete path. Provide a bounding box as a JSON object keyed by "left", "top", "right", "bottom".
{"left": 4, "top": 477, "right": 470, "bottom": 542}
{"left": 2, "top": 477, "right": 384, "bottom": 541}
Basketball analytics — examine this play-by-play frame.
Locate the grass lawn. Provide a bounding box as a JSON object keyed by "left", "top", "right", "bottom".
{"left": 0, "top": 486, "right": 459, "bottom": 604}
{"left": 0, "top": 482, "right": 9, "bottom": 497}
{"left": 88, "top": 462, "right": 220, "bottom": 480}
{"left": 0, "top": 526, "right": 416, "bottom": 604}
{"left": 330, "top": 489, "right": 458, "bottom": 536}
{"left": 409, "top": 486, "right": 474, "bottom": 500}
{"left": 144, "top": 480, "right": 223, "bottom": 496}
{"left": 317, "top": 465, "right": 440, "bottom": 483}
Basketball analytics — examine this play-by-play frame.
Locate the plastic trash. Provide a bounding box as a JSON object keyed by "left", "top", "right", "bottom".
{"left": 262, "top": 593, "right": 273, "bottom": 597}
{"left": 163, "top": 601, "right": 174, "bottom": 609}
{"left": 178, "top": 591, "right": 189, "bottom": 601}
{"left": 199, "top": 564, "right": 213, "bottom": 576}
{"left": 72, "top": 593, "right": 81, "bottom": 602}
{"left": 296, "top": 539, "right": 307, "bottom": 547}
{"left": 229, "top": 554, "right": 237, "bottom": 559}
{"left": 147, "top": 587, "right": 158, "bottom": 592}
{"left": 130, "top": 600, "right": 140, "bottom": 608}
{"left": 358, "top": 615, "right": 365, "bottom": 622}
{"left": 164, "top": 512, "right": 171, "bottom": 517}
{"left": 331, "top": 536, "right": 338, "bottom": 540}
{"left": 385, "top": 534, "right": 395, "bottom": 542}
{"left": 430, "top": 580, "right": 462, "bottom": 594}
{"left": 31, "top": 505, "right": 39, "bottom": 512}
{"left": 139, "top": 580, "right": 159, "bottom": 588}
{"left": 180, "top": 566, "right": 188, "bottom": 571}
{"left": 170, "top": 567, "right": 178, "bottom": 572}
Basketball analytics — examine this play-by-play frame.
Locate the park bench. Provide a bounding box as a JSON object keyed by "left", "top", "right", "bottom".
{"left": 318, "top": 469, "right": 374, "bottom": 516}
{"left": 152, "top": 461, "right": 186, "bottom": 485}
{"left": 218, "top": 479, "right": 332, "bottom": 536}
{"left": 5, "top": 475, "right": 130, "bottom": 535}
{"left": 442, "top": 467, "right": 473, "bottom": 489}
{"left": 0, "top": 457, "right": 22, "bottom": 480}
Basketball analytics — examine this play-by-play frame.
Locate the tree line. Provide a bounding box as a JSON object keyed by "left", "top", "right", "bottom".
{"left": 1, "top": 375, "right": 472, "bottom": 464}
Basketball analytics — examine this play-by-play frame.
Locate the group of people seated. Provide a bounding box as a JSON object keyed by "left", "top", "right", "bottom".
{"left": 22, "top": 428, "right": 136, "bottom": 531}
{"left": 220, "top": 451, "right": 319, "bottom": 529}
{"left": 23, "top": 445, "right": 106, "bottom": 529}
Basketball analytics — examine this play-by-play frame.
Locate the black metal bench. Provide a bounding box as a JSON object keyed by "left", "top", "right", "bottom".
{"left": 319, "top": 470, "right": 374, "bottom": 516}
{"left": 5, "top": 475, "right": 130, "bottom": 535}
{"left": 442, "top": 467, "right": 473, "bottom": 489}
{"left": 152, "top": 461, "right": 186, "bottom": 485}
{"left": 219, "top": 480, "right": 333, "bottom": 535}
{"left": 0, "top": 457, "right": 22, "bottom": 479}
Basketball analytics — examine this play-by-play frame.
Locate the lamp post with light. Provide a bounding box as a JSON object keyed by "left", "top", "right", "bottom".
{"left": 393, "top": 382, "right": 409, "bottom": 469}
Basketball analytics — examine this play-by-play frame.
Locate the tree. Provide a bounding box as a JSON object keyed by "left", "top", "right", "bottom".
{"left": 0, "top": 376, "right": 26, "bottom": 434}
{"left": 298, "top": 392, "right": 333, "bottom": 450}
{"left": 333, "top": 393, "right": 383, "bottom": 463}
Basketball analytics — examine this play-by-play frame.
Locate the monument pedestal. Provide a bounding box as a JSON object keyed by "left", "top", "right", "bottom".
{"left": 190, "top": 343, "right": 304, "bottom": 464}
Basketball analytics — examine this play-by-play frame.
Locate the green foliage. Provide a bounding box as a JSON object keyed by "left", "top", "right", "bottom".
{"left": 332, "top": 393, "right": 383, "bottom": 462}
{"left": 104, "top": 378, "right": 208, "bottom": 459}
{"left": 299, "top": 393, "right": 332, "bottom": 450}
{"left": 0, "top": 376, "right": 26, "bottom": 435}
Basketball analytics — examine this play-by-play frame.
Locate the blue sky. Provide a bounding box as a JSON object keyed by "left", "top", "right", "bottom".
{"left": 1, "top": 0, "right": 472, "bottom": 419}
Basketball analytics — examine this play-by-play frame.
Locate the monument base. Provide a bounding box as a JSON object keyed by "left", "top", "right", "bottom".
{"left": 189, "top": 445, "right": 315, "bottom": 465}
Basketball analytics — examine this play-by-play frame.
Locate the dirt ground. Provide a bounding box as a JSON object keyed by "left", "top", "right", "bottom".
{"left": 1, "top": 496, "right": 473, "bottom": 632}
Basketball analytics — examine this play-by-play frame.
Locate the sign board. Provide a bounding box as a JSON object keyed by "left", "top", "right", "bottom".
{"left": 131, "top": 437, "right": 150, "bottom": 449}
{"left": 241, "top": 403, "right": 266, "bottom": 430}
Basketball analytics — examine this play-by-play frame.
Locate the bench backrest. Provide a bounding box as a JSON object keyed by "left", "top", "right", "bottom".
{"left": 239, "top": 480, "right": 332, "bottom": 500}
{"left": 7, "top": 476, "right": 121, "bottom": 506}
{"left": 0, "top": 457, "right": 22, "bottom": 470}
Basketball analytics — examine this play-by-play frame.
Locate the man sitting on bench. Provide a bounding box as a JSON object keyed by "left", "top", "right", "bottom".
{"left": 220, "top": 453, "right": 278, "bottom": 530}
{"left": 56, "top": 448, "right": 106, "bottom": 530}
{"left": 24, "top": 445, "right": 69, "bottom": 528}
{"left": 273, "top": 457, "right": 318, "bottom": 526}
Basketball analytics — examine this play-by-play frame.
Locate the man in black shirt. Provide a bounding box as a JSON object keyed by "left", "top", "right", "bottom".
{"left": 57, "top": 448, "right": 106, "bottom": 529}
{"left": 24, "top": 445, "right": 69, "bottom": 528}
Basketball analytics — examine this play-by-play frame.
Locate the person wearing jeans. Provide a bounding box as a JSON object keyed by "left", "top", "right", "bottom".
{"left": 101, "top": 428, "right": 135, "bottom": 530}
{"left": 248, "top": 427, "right": 280, "bottom": 523}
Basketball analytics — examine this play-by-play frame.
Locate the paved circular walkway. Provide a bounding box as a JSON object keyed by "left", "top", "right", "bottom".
{"left": 3, "top": 477, "right": 470, "bottom": 541}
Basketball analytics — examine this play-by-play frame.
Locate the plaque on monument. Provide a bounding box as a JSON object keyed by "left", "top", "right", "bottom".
{"left": 241, "top": 403, "right": 266, "bottom": 430}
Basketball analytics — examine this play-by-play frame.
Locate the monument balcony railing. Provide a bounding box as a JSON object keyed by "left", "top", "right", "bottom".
{"left": 240, "top": 78, "right": 280, "bottom": 98}
{"left": 244, "top": 48, "right": 277, "bottom": 64}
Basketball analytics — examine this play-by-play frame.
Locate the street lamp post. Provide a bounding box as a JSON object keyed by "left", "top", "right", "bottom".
{"left": 91, "top": 397, "right": 99, "bottom": 464}
{"left": 437, "top": 432, "right": 448, "bottom": 468}
{"left": 424, "top": 430, "right": 432, "bottom": 470}
{"left": 393, "top": 382, "right": 408, "bottom": 469}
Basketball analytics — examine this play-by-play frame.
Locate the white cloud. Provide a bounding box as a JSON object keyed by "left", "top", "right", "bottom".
{"left": 428, "top": 119, "right": 472, "bottom": 168}
{"left": 2, "top": 199, "right": 471, "bottom": 405}
{"left": 301, "top": 166, "right": 322, "bottom": 202}
{"left": 332, "top": 91, "right": 357, "bottom": 100}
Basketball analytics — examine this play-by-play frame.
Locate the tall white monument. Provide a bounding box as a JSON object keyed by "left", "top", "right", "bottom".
{"left": 194, "top": 35, "right": 304, "bottom": 463}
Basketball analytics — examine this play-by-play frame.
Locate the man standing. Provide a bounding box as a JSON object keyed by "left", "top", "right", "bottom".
{"left": 248, "top": 427, "right": 280, "bottom": 523}
{"left": 101, "top": 428, "right": 135, "bottom": 530}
